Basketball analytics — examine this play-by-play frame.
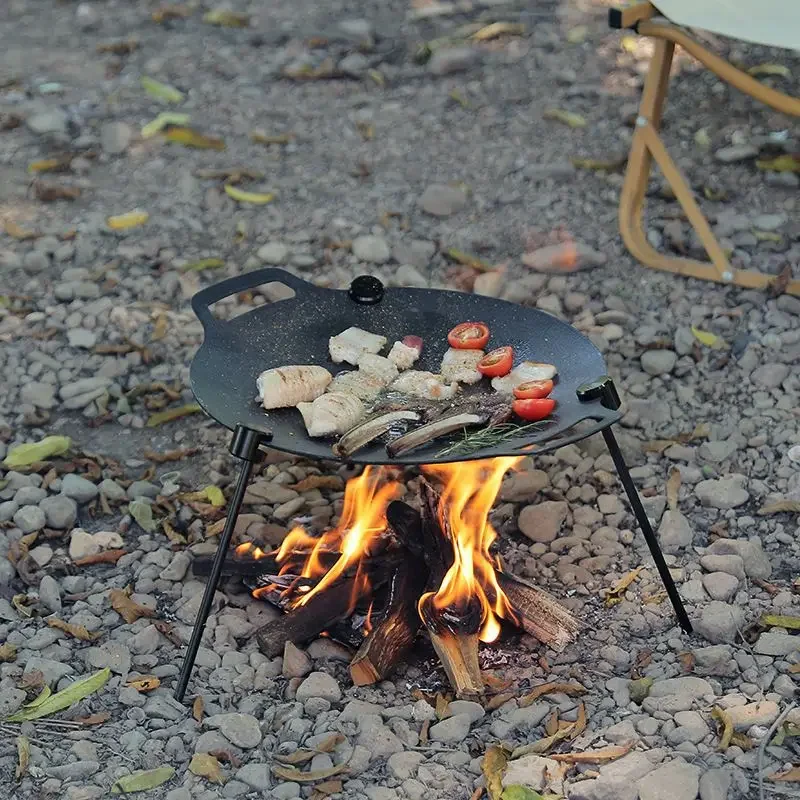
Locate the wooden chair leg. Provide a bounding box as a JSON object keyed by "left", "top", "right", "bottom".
{"left": 618, "top": 38, "right": 800, "bottom": 297}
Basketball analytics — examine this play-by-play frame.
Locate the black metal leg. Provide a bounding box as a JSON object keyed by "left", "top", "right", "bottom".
{"left": 174, "top": 426, "right": 264, "bottom": 701}
{"left": 602, "top": 427, "right": 693, "bottom": 634}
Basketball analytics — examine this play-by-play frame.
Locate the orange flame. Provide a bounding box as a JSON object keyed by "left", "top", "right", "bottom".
{"left": 235, "top": 542, "right": 269, "bottom": 560}
{"left": 275, "top": 466, "right": 401, "bottom": 611}
{"left": 419, "top": 457, "right": 521, "bottom": 643}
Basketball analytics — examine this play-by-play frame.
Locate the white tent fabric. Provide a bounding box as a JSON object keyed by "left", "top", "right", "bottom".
{"left": 653, "top": 1, "right": 800, "bottom": 51}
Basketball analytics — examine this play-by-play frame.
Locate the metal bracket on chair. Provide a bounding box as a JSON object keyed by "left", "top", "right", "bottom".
{"left": 577, "top": 376, "right": 621, "bottom": 411}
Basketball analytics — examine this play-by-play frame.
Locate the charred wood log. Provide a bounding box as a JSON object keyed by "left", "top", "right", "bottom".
{"left": 351, "top": 503, "right": 428, "bottom": 685}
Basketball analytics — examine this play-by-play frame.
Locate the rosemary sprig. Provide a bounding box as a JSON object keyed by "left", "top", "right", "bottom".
{"left": 435, "top": 421, "right": 547, "bottom": 459}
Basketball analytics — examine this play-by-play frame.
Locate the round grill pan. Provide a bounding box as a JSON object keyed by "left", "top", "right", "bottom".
{"left": 189, "top": 268, "right": 621, "bottom": 464}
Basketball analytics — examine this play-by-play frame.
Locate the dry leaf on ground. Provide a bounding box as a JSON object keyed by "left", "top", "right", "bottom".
{"left": 756, "top": 155, "right": 800, "bottom": 172}
{"left": 193, "top": 695, "right": 204, "bottom": 722}
{"left": 290, "top": 475, "right": 344, "bottom": 492}
{"left": 712, "top": 706, "right": 734, "bottom": 750}
{"left": 272, "top": 764, "right": 347, "bottom": 783}
{"left": 224, "top": 185, "right": 275, "bottom": 205}
{"left": 203, "top": 9, "right": 249, "bottom": 26}
{"left": 73, "top": 548, "right": 126, "bottom": 567}
{"left": 127, "top": 676, "right": 161, "bottom": 693}
{"left": 519, "top": 682, "right": 586, "bottom": 708}
{"left": 770, "top": 766, "right": 800, "bottom": 782}
{"left": 0, "top": 643, "right": 17, "bottom": 662}
{"left": 543, "top": 109, "right": 586, "bottom": 128}
{"left": 3, "top": 435, "right": 70, "bottom": 468}
{"left": 7, "top": 668, "right": 110, "bottom": 722}
{"left": 108, "top": 211, "right": 149, "bottom": 231}
{"left": 164, "top": 127, "right": 225, "bottom": 150}
{"left": 758, "top": 500, "right": 800, "bottom": 515}
{"left": 110, "top": 586, "right": 156, "bottom": 624}
{"left": 141, "top": 112, "right": 191, "bottom": 138}
{"left": 604, "top": 567, "right": 643, "bottom": 606}
{"left": 146, "top": 402, "right": 202, "bottom": 427}
{"left": 15, "top": 736, "right": 30, "bottom": 781}
{"left": 761, "top": 614, "right": 800, "bottom": 629}
{"left": 33, "top": 182, "right": 81, "bottom": 201}
{"left": 141, "top": 76, "right": 184, "bottom": 104}
{"left": 482, "top": 743, "right": 510, "bottom": 800}
{"left": 47, "top": 617, "right": 100, "bottom": 642}
{"left": 550, "top": 741, "right": 636, "bottom": 763}
{"left": 666, "top": 468, "right": 681, "bottom": 512}
{"left": 181, "top": 258, "right": 225, "bottom": 271}
{"left": 111, "top": 766, "right": 176, "bottom": 794}
{"left": 189, "top": 753, "right": 225, "bottom": 784}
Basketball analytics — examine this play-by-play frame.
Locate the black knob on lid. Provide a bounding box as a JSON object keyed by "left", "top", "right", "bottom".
{"left": 349, "top": 275, "right": 384, "bottom": 305}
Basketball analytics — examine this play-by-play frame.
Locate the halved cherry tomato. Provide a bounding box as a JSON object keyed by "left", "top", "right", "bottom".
{"left": 447, "top": 322, "right": 490, "bottom": 350}
{"left": 477, "top": 346, "right": 514, "bottom": 378}
{"left": 513, "top": 379, "right": 554, "bottom": 400}
{"left": 512, "top": 397, "right": 556, "bottom": 421}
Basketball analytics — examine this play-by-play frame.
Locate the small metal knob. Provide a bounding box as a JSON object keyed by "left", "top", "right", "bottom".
{"left": 349, "top": 275, "right": 384, "bottom": 305}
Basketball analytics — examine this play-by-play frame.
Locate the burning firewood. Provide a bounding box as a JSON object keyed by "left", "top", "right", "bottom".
{"left": 236, "top": 461, "right": 578, "bottom": 696}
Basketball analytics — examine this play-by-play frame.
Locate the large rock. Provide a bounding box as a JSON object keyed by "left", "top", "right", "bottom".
{"left": 428, "top": 46, "right": 480, "bottom": 76}
{"left": 295, "top": 671, "right": 341, "bottom": 703}
{"left": 699, "top": 768, "right": 733, "bottom": 800}
{"left": 694, "top": 475, "right": 749, "bottom": 509}
{"left": 39, "top": 495, "right": 78, "bottom": 529}
{"left": 701, "top": 572, "right": 739, "bottom": 602}
{"left": 706, "top": 538, "right": 771, "bottom": 579}
{"left": 753, "top": 632, "right": 800, "bottom": 657}
{"left": 522, "top": 242, "right": 606, "bottom": 273}
{"left": 751, "top": 363, "right": 789, "bottom": 388}
{"left": 658, "top": 510, "right": 693, "bottom": 552}
{"left": 352, "top": 235, "right": 391, "bottom": 264}
{"left": 637, "top": 761, "right": 700, "bottom": 800}
{"left": 61, "top": 474, "right": 99, "bottom": 504}
{"left": 500, "top": 470, "right": 550, "bottom": 502}
{"left": 429, "top": 713, "right": 472, "bottom": 743}
{"left": 648, "top": 676, "right": 713, "bottom": 700}
{"left": 726, "top": 700, "right": 779, "bottom": 731}
{"left": 566, "top": 752, "right": 658, "bottom": 800}
{"left": 206, "top": 713, "right": 262, "bottom": 748}
{"left": 419, "top": 184, "right": 467, "bottom": 217}
{"left": 694, "top": 601, "right": 745, "bottom": 644}
{"left": 503, "top": 754, "right": 561, "bottom": 791}
{"left": 641, "top": 350, "right": 677, "bottom": 376}
{"left": 518, "top": 501, "right": 569, "bottom": 543}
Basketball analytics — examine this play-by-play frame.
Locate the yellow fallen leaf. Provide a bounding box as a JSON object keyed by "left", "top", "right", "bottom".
{"left": 694, "top": 128, "right": 711, "bottom": 149}
{"left": 108, "top": 211, "right": 149, "bottom": 231}
{"left": 146, "top": 402, "right": 202, "bottom": 427}
{"left": 3, "top": 436, "right": 71, "bottom": 468}
{"left": 519, "top": 682, "right": 586, "bottom": 708}
{"left": 151, "top": 314, "right": 168, "bottom": 341}
{"left": 666, "top": 467, "right": 681, "bottom": 512}
{"left": 224, "top": 185, "right": 275, "bottom": 205}
{"left": 747, "top": 63, "right": 790, "bottom": 77}
{"left": 604, "top": 567, "right": 643, "bottom": 607}
{"left": 753, "top": 230, "right": 782, "bottom": 242}
{"left": 141, "top": 112, "right": 191, "bottom": 138}
{"left": 566, "top": 25, "right": 588, "bottom": 44}
{"left": 712, "top": 706, "right": 734, "bottom": 751}
{"left": 111, "top": 766, "right": 175, "bottom": 794}
{"left": 109, "top": 586, "right": 156, "bottom": 624}
{"left": 190, "top": 753, "right": 225, "bottom": 784}
{"left": 7, "top": 668, "right": 111, "bottom": 722}
{"left": 620, "top": 35, "right": 638, "bottom": 52}
{"left": 691, "top": 325, "right": 719, "bottom": 347}
{"left": 444, "top": 247, "right": 493, "bottom": 271}
{"left": 193, "top": 695, "right": 204, "bottom": 722}
{"left": 756, "top": 155, "right": 800, "bottom": 173}
{"left": 571, "top": 155, "right": 627, "bottom": 171}
{"left": 181, "top": 258, "right": 225, "bottom": 272}
{"left": 4, "top": 221, "right": 38, "bottom": 240}
{"left": 551, "top": 741, "right": 636, "bottom": 763}
{"left": 250, "top": 131, "right": 295, "bottom": 145}
{"left": 448, "top": 89, "right": 470, "bottom": 109}
{"left": 127, "top": 676, "right": 161, "bottom": 693}
{"left": 0, "top": 643, "right": 17, "bottom": 662}
{"left": 543, "top": 109, "right": 586, "bottom": 128}
{"left": 471, "top": 22, "right": 525, "bottom": 41}
{"left": 152, "top": 5, "right": 191, "bottom": 23}
{"left": 367, "top": 69, "right": 385, "bottom": 87}
{"left": 203, "top": 9, "right": 249, "bottom": 27}
{"left": 28, "top": 156, "right": 71, "bottom": 174}
{"left": 203, "top": 485, "right": 225, "bottom": 507}
{"left": 760, "top": 614, "right": 800, "bottom": 629}
{"left": 482, "top": 743, "right": 511, "bottom": 800}
{"left": 46, "top": 617, "right": 100, "bottom": 642}
{"left": 141, "top": 76, "right": 185, "bottom": 104}
{"left": 15, "top": 736, "right": 29, "bottom": 781}
{"left": 164, "top": 126, "right": 225, "bottom": 150}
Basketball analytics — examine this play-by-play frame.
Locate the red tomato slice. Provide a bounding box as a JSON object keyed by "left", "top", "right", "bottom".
{"left": 447, "top": 322, "right": 490, "bottom": 350}
{"left": 512, "top": 397, "right": 556, "bottom": 421}
{"left": 477, "top": 346, "right": 513, "bottom": 378}
{"left": 513, "top": 379, "right": 554, "bottom": 400}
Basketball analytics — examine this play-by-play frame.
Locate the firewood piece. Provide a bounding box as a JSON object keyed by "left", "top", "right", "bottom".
{"left": 350, "top": 559, "right": 428, "bottom": 685}
{"left": 192, "top": 553, "right": 278, "bottom": 578}
{"left": 497, "top": 572, "right": 578, "bottom": 652}
{"left": 385, "top": 501, "right": 424, "bottom": 557}
{"left": 418, "top": 478, "right": 455, "bottom": 586}
{"left": 428, "top": 628, "right": 483, "bottom": 697}
{"left": 255, "top": 578, "right": 357, "bottom": 657}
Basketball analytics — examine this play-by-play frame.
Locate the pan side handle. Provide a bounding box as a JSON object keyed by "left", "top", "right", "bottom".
{"left": 191, "top": 268, "right": 316, "bottom": 329}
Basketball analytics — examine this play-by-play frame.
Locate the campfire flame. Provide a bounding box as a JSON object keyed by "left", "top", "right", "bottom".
{"left": 419, "top": 457, "right": 521, "bottom": 643}
{"left": 273, "top": 466, "right": 402, "bottom": 611}
{"left": 244, "top": 459, "right": 521, "bottom": 644}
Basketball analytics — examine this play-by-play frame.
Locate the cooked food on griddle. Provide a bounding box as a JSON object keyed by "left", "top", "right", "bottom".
{"left": 440, "top": 347, "right": 484, "bottom": 385}
{"left": 329, "top": 326, "right": 387, "bottom": 365}
{"left": 297, "top": 392, "right": 365, "bottom": 437}
{"left": 491, "top": 361, "right": 557, "bottom": 395}
{"left": 387, "top": 336, "right": 423, "bottom": 370}
{"left": 256, "top": 319, "right": 559, "bottom": 455}
{"left": 256, "top": 365, "right": 332, "bottom": 409}
{"left": 390, "top": 370, "right": 459, "bottom": 400}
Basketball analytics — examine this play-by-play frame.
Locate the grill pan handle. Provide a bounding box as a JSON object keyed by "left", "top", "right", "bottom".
{"left": 191, "top": 268, "right": 315, "bottom": 329}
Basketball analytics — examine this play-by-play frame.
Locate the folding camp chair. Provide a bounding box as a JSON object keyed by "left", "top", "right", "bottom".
{"left": 609, "top": 2, "right": 800, "bottom": 297}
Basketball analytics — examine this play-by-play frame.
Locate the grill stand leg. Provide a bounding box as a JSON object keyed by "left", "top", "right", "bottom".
{"left": 601, "top": 426, "right": 693, "bottom": 634}
{"left": 174, "top": 426, "right": 265, "bottom": 701}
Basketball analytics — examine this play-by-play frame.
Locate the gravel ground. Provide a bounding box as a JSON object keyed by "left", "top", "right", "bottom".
{"left": 1, "top": 1, "right": 799, "bottom": 799}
